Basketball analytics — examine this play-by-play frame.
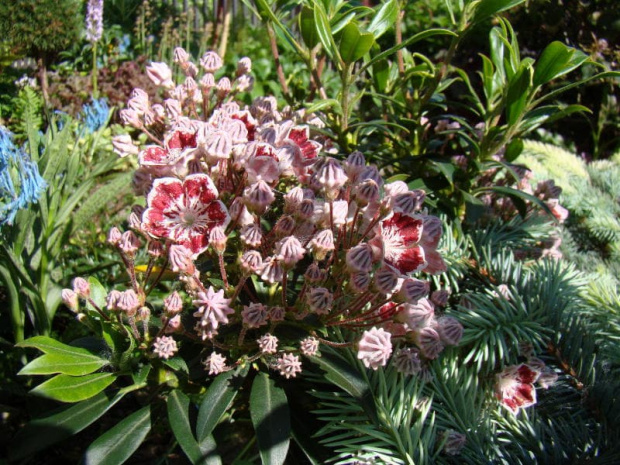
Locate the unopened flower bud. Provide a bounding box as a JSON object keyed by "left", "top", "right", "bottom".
{"left": 307, "top": 287, "right": 333, "bottom": 315}
{"left": 435, "top": 316, "right": 463, "bottom": 346}
{"left": 62, "top": 289, "right": 79, "bottom": 311}
{"left": 240, "top": 250, "right": 263, "bottom": 274}
{"left": 147, "top": 241, "right": 164, "bottom": 258}
{"left": 163, "top": 291, "right": 183, "bottom": 315}
{"left": 112, "top": 134, "right": 139, "bottom": 157}
{"left": 216, "top": 77, "right": 231, "bottom": 99}
{"left": 269, "top": 306, "right": 285, "bottom": 321}
{"left": 414, "top": 326, "right": 444, "bottom": 359}
{"left": 284, "top": 186, "right": 304, "bottom": 212}
{"left": 173, "top": 47, "right": 190, "bottom": 64}
{"left": 244, "top": 181, "right": 275, "bottom": 214}
{"left": 240, "top": 224, "right": 263, "bottom": 247}
{"left": 273, "top": 215, "right": 296, "bottom": 238}
{"left": 431, "top": 289, "right": 450, "bottom": 307}
{"left": 344, "top": 151, "right": 365, "bottom": 179}
{"left": 275, "top": 236, "right": 305, "bottom": 267}
{"left": 391, "top": 190, "right": 425, "bottom": 214}
{"left": 399, "top": 298, "right": 434, "bottom": 329}
{"left": 298, "top": 199, "right": 315, "bottom": 220}
{"left": 237, "top": 57, "right": 252, "bottom": 75}
{"left": 399, "top": 278, "right": 429, "bottom": 303}
{"left": 354, "top": 179, "right": 380, "bottom": 206}
{"left": 300, "top": 337, "right": 319, "bottom": 356}
{"left": 106, "top": 290, "right": 122, "bottom": 311}
{"left": 260, "top": 256, "right": 284, "bottom": 283}
{"left": 257, "top": 333, "right": 278, "bottom": 354}
{"left": 200, "top": 51, "right": 223, "bottom": 73}
{"left": 119, "top": 231, "right": 141, "bottom": 256}
{"left": 73, "top": 277, "right": 90, "bottom": 298}
{"left": 277, "top": 353, "right": 302, "bottom": 379}
{"left": 119, "top": 108, "right": 142, "bottom": 128}
{"left": 165, "top": 314, "right": 183, "bottom": 334}
{"left": 209, "top": 226, "right": 227, "bottom": 254}
{"left": 346, "top": 243, "right": 374, "bottom": 273}
{"left": 374, "top": 266, "right": 401, "bottom": 295}
{"left": 117, "top": 289, "right": 140, "bottom": 315}
{"left": 304, "top": 263, "right": 325, "bottom": 283}
{"left": 128, "top": 88, "right": 149, "bottom": 115}
{"left": 107, "top": 227, "right": 122, "bottom": 246}
{"left": 169, "top": 245, "right": 195, "bottom": 274}
{"left": 152, "top": 335, "right": 178, "bottom": 359}
{"left": 146, "top": 62, "right": 174, "bottom": 88}
{"left": 309, "top": 229, "right": 334, "bottom": 261}
{"left": 242, "top": 303, "right": 269, "bottom": 328}
{"left": 164, "top": 99, "right": 182, "bottom": 121}
{"left": 204, "top": 352, "right": 227, "bottom": 375}
{"left": 349, "top": 272, "right": 371, "bottom": 293}
{"left": 200, "top": 73, "right": 215, "bottom": 91}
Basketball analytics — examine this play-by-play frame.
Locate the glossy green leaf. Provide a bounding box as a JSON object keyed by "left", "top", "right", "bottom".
{"left": 86, "top": 276, "right": 108, "bottom": 313}
{"left": 331, "top": 11, "right": 356, "bottom": 34}
{"left": 533, "top": 41, "right": 588, "bottom": 87}
{"left": 17, "top": 336, "right": 103, "bottom": 358}
{"left": 196, "top": 367, "right": 247, "bottom": 442}
{"left": 307, "top": 350, "right": 378, "bottom": 423}
{"left": 505, "top": 64, "right": 533, "bottom": 127}
{"left": 519, "top": 104, "right": 591, "bottom": 133}
{"left": 368, "top": 0, "right": 399, "bottom": 39}
{"left": 250, "top": 373, "right": 290, "bottom": 465}
{"left": 478, "top": 186, "right": 554, "bottom": 219}
{"left": 313, "top": 2, "right": 338, "bottom": 61}
{"left": 31, "top": 373, "right": 115, "bottom": 403}
{"left": 9, "top": 391, "right": 125, "bottom": 461}
{"left": 504, "top": 138, "right": 524, "bottom": 163}
{"left": 198, "top": 435, "right": 222, "bottom": 465}
{"left": 163, "top": 356, "right": 189, "bottom": 374}
{"left": 83, "top": 406, "right": 151, "bottom": 465}
{"left": 299, "top": 6, "right": 319, "bottom": 49}
{"left": 304, "top": 98, "right": 342, "bottom": 115}
{"left": 472, "top": 0, "right": 526, "bottom": 24}
{"left": 339, "top": 22, "right": 375, "bottom": 64}
{"left": 19, "top": 352, "right": 109, "bottom": 376}
{"left": 168, "top": 390, "right": 204, "bottom": 464}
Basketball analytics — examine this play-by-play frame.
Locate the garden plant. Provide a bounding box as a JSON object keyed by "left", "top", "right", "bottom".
{"left": 1, "top": 0, "right": 620, "bottom": 464}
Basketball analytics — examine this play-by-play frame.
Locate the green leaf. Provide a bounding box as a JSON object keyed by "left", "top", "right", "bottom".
{"left": 519, "top": 104, "right": 591, "bottom": 133}
{"left": 505, "top": 64, "right": 533, "bottom": 127}
{"left": 367, "top": 0, "right": 399, "bottom": 39}
{"left": 18, "top": 353, "right": 109, "bottom": 376}
{"left": 313, "top": 1, "right": 339, "bottom": 63}
{"left": 17, "top": 335, "right": 104, "bottom": 358}
{"left": 431, "top": 160, "right": 457, "bottom": 187}
{"left": 163, "top": 356, "right": 189, "bottom": 374}
{"left": 307, "top": 350, "right": 378, "bottom": 423}
{"left": 9, "top": 391, "right": 125, "bottom": 461}
{"left": 83, "top": 406, "right": 151, "bottom": 465}
{"left": 504, "top": 138, "right": 524, "bottom": 162}
{"left": 196, "top": 367, "right": 247, "bottom": 442}
{"left": 339, "top": 22, "right": 375, "bottom": 64}
{"left": 533, "top": 41, "right": 588, "bottom": 87}
{"left": 198, "top": 435, "right": 222, "bottom": 465}
{"left": 31, "top": 373, "right": 116, "bottom": 403}
{"left": 168, "top": 390, "right": 205, "bottom": 464}
{"left": 478, "top": 186, "right": 555, "bottom": 218}
{"left": 250, "top": 373, "right": 290, "bottom": 465}
{"left": 299, "top": 6, "right": 319, "bottom": 49}
{"left": 86, "top": 276, "right": 108, "bottom": 313}
{"left": 304, "top": 99, "right": 342, "bottom": 116}
{"left": 472, "top": 0, "right": 526, "bottom": 24}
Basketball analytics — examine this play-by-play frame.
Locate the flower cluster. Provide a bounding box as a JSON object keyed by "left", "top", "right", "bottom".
{"left": 85, "top": 0, "right": 103, "bottom": 44}
{"left": 72, "top": 49, "right": 460, "bottom": 380}
{"left": 495, "top": 357, "right": 558, "bottom": 413}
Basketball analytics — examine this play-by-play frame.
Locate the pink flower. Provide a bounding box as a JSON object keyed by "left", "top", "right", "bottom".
{"left": 242, "top": 303, "right": 269, "bottom": 328}
{"left": 357, "top": 327, "right": 392, "bottom": 370}
{"left": 495, "top": 364, "right": 541, "bottom": 413}
{"left": 277, "top": 353, "right": 302, "bottom": 378}
{"left": 152, "top": 336, "right": 178, "bottom": 359}
{"left": 257, "top": 333, "right": 278, "bottom": 354}
{"left": 193, "top": 286, "right": 234, "bottom": 331}
{"left": 373, "top": 213, "right": 426, "bottom": 275}
{"left": 205, "top": 352, "right": 227, "bottom": 375}
{"left": 142, "top": 174, "right": 230, "bottom": 256}
{"left": 146, "top": 62, "right": 174, "bottom": 88}
{"left": 300, "top": 337, "right": 319, "bottom": 356}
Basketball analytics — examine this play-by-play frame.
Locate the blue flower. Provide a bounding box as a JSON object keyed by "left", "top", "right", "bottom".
{"left": 79, "top": 98, "right": 110, "bottom": 134}
{"left": 0, "top": 126, "right": 47, "bottom": 226}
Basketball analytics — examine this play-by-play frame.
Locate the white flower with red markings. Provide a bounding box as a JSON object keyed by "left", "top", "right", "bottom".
{"left": 372, "top": 213, "right": 427, "bottom": 275}
{"left": 495, "top": 364, "right": 541, "bottom": 413}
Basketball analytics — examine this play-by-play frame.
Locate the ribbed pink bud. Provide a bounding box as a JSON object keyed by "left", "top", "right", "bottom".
{"left": 354, "top": 179, "right": 380, "bottom": 206}
{"left": 298, "top": 199, "right": 315, "bottom": 220}
{"left": 257, "top": 333, "right": 278, "bottom": 354}
{"left": 205, "top": 130, "right": 232, "bottom": 163}
{"left": 275, "top": 236, "right": 305, "bottom": 267}
{"left": 106, "top": 290, "right": 122, "bottom": 310}
{"left": 146, "top": 62, "right": 174, "bottom": 88}
{"left": 184, "top": 76, "right": 198, "bottom": 93}
{"left": 277, "top": 353, "right": 302, "bottom": 379}
{"left": 384, "top": 181, "right": 408, "bottom": 198}
{"left": 307, "top": 287, "right": 333, "bottom": 315}
{"left": 273, "top": 215, "right": 296, "bottom": 238}
{"left": 209, "top": 226, "right": 227, "bottom": 254}
{"left": 314, "top": 158, "right": 348, "bottom": 196}
{"left": 128, "top": 211, "right": 142, "bottom": 231}
{"left": 269, "top": 306, "right": 285, "bottom": 321}
{"left": 240, "top": 224, "right": 263, "bottom": 247}
{"left": 169, "top": 245, "right": 195, "bottom": 274}
{"left": 421, "top": 216, "right": 443, "bottom": 249}
{"left": 223, "top": 119, "right": 248, "bottom": 144}
{"left": 138, "top": 306, "right": 151, "bottom": 322}
{"left": 236, "top": 74, "right": 254, "bottom": 93}
{"left": 216, "top": 77, "right": 231, "bottom": 99}
{"left": 152, "top": 335, "right": 178, "bottom": 359}
{"left": 415, "top": 326, "right": 444, "bottom": 359}
{"left": 357, "top": 327, "right": 392, "bottom": 370}
{"left": 107, "top": 227, "right": 122, "bottom": 246}
{"left": 242, "top": 303, "right": 269, "bottom": 328}
{"left": 173, "top": 47, "right": 190, "bottom": 64}
{"left": 374, "top": 266, "right": 401, "bottom": 295}
{"left": 240, "top": 250, "right": 263, "bottom": 274}
{"left": 112, "top": 134, "right": 138, "bottom": 157}
{"left": 237, "top": 57, "right": 252, "bottom": 75}
{"left": 304, "top": 263, "right": 325, "bottom": 283}
{"left": 251, "top": 96, "right": 278, "bottom": 118}
{"left": 128, "top": 88, "right": 149, "bottom": 115}
{"left": 346, "top": 243, "right": 374, "bottom": 273}
{"left": 399, "top": 278, "right": 429, "bottom": 303}
{"left": 117, "top": 289, "right": 140, "bottom": 314}
{"left": 391, "top": 190, "right": 425, "bottom": 214}
{"left": 62, "top": 289, "right": 79, "bottom": 311}
{"left": 119, "top": 231, "right": 141, "bottom": 256}
{"left": 393, "top": 347, "right": 422, "bottom": 375}
{"left": 260, "top": 256, "right": 284, "bottom": 283}
{"left": 344, "top": 151, "right": 365, "bottom": 179}
{"left": 284, "top": 186, "right": 304, "bottom": 212}
{"left": 244, "top": 181, "right": 275, "bottom": 214}
{"left": 164, "top": 314, "right": 183, "bottom": 333}
{"left": 157, "top": 292, "right": 182, "bottom": 318}
{"left": 399, "top": 298, "right": 434, "bottom": 329}
{"left": 200, "top": 51, "right": 223, "bottom": 73}
{"left": 147, "top": 241, "right": 164, "bottom": 258}
{"left": 358, "top": 165, "right": 383, "bottom": 187}
{"left": 300, "top": 337, "right": 319, "bottom": 356}
{"left": 200, "top": 73, "right": 215, "bottom": 90}
{"left": 151, "top": 104, "right": 165, "bottom": 120}
{"left": 435, "top": 316, "right": 463, "bottom": 346}
{"left": 349, "top": 272, "right": 371, "bottom": 293}
{"left": 428, "top": 290, "right": 448, "bottom": 307}
{"left": 119, "top": 109, "right": 141, "bottom": 128}
{"left": 309, "top": 229, "right": 335, "bottom": 261}
{"left": 164, "top": 99, "right": 182, "bottom": 121}
{"left": 229, "top": 198, "right": 255, "bottom": 227}
{"left": 204, "top": 352, "right": 227, "bottom": 375}
{"left": 73, "top": 277, "right": 90, "bottom": 298}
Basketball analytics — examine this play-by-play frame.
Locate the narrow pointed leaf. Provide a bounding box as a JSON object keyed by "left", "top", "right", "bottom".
{"left": 17, "top": 336, "right": 106, "bottom": 359}
{"left": 299, "top": 6, "right": 319, "bottom": 48}
{"left": 196, "top": 367, "right": 247, "bottom": 442}
{"left": 198, "top": 435, "right": 222, "bottom": 465}
{"left": 19, "top": 353, "right": 109, "bottom": 376}
{"left": 168, "top": 390, "right": 204, "bottom": 464}
{"left": 9, "top": 391, "right": 125, "bottom": 461}
{"left": 250, "top": 373, "right": 290, "bottom": 465}
{"left": 368, "top": 0, "right": 399, "bottom": 39}
{"left": 533, "top": 41, "right": 588, "bottom": 87}
{"left": 473, "top": 0, "right": 526, "bottom": 24}
{"left": 31, "top": 373, "right": 115, "bottom": 403}
{"left": 83, "top": 406, "right": 151, "bottom": 465}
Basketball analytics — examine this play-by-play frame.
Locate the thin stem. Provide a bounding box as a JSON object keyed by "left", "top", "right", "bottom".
{"left": 218, "top": 254, "right": 229, "bottom": 288}
{"left": 92, "top": 42, "right": 99, "bottom": 99}
{"left": 267, "top": 22, "right": 290, "bottom": 99}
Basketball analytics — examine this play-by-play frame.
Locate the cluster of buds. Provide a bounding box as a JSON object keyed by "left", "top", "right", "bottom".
{"left": 92, "top": 50, "right": 461, "bottom": 379}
